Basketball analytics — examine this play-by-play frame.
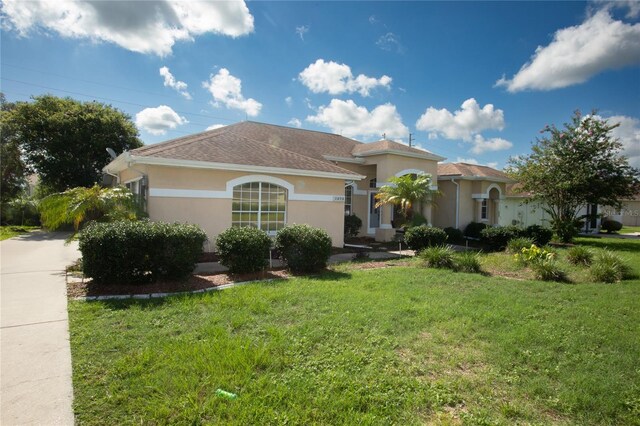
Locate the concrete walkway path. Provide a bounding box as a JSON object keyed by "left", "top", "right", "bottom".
{"left": 1, "top": 231, "right": 79, "bottom": 425}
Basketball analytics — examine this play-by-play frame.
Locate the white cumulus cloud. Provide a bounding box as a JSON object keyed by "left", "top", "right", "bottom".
{"left": 307, "top": 99, "right": 408, "bottom": 140}
{"left": 0, "top": 0, "right": 254, "bottom": 56}
{"left": 299, "top": 59, "right": 392, "bottom": 97}
{"left": 288, "top": 118, "right": 302, "bottom": 128}
{"left": 135, "top": 105, "right": 188, "bottom": 135}
{"left": 470, "top": 135, "right": 513, "bottom": 155}
{"left": 496, "top": 10, "right": 640, "bottom": 92}
{"left": 159, "top": 66, "right": 191, "bottom": 100}
{"left": 202, "top": 68, "right": 262, "bottom": 117}
{"left": 416, "top": 98, "right": 505, "bottom": 141}
{"left": 206, "top": 124, "right": 226, "bottom": 131}
{"left": 455, "top": 158, "right": 499, "bottom": 169}
{"left": 606, "top": 115, "right": 640, "bottom": 169}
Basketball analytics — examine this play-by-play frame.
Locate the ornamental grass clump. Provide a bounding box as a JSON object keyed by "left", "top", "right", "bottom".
{"left": 506, "top": 237, "right": 535, "bottom": 254}
{"left": 531, "top": 259, "right": 568, "bottom": 282}
{"left": 419, "top": 245, "right": 456, "bottom": 270}
{"left": 590, "top": 250, "right": 631, "bottom": 283}
{"left": 454, "top": 250, "right": 483, "bottom": 274}
{"left": 566, "top": 246, "right": 593, "bottom": 266}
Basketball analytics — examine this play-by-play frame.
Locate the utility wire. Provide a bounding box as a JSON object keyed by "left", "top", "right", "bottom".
{"left": 0, "top": 77, "right": 236, "bottom": 124}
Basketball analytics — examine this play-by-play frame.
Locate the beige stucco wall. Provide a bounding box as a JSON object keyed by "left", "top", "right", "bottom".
{"left": 499, "top": 198, "right": 550, "bottom": 228}
{"left": 433, "top": 179, "right": 509, "bottom": 231}
{"left": 361, "top": 154, "right": 438, "bottom": 183}
{"left": 601, "top": 200, "right": 640, "bottom": 227}
{"left": 119, "top": 165, "right": 348, "bottom": 247}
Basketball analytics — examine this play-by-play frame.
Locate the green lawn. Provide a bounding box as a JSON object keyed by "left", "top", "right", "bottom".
{"left": 69, "top": 237, "right": 640, "bottom": 425}
{"left": 0, "top": 225, "right": 39, "bottom": 241}
{"left": 620, "top": 225, "right": 640, "bottom": 234}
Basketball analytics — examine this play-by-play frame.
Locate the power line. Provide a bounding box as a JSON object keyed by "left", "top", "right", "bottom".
{"left": 0, "top": 77, "right": 236, "bottom": 124}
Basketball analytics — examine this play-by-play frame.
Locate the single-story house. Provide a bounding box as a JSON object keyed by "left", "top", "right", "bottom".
{"left": 432, "top": 162, "right": 515, "bottom": 230}
{"left": 601, "top": 196, "right": 640, "bottom": 227}
{"left": 103, "top": 121, "right": 445, "bottom": 247}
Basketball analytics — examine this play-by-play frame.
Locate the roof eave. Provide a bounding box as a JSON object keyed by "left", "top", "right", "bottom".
{"left": 437, "top": 175, "right": 515, "bottom": 183}
{"left": 127, "top": 155, "right": 365, "bottom": 181}
{"left": 355, "top": 149, "right": 446, "bottom": 162}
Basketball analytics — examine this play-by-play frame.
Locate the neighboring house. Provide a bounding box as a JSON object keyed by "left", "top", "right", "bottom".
{"left": 499, "top": 183, "right": 550, "bottom": 228}
{"left": 103, "top": 121, "right": 445, "bottom": 246}
{"left": 602, "top": 196, "right": 640, "bottom": 227}
{"left": 433, "top": 163, "right": 515, "bottom": 230}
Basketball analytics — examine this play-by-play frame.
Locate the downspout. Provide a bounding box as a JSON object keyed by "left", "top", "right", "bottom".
{"left": 451, "top": 177, "right": 460, "bottom": 229}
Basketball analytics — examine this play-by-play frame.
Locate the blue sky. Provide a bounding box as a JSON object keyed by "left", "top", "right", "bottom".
{"left": 1, "top": 0, "right": 639, "bottom": 169}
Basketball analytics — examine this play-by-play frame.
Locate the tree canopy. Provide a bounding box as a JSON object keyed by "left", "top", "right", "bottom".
{"left": 1, "top": 94, "right": 142, "bottom": 193}
{"left": 507, "top": 111, "right": 639, "bottom": 242}
{"left": 0, "top": 94, "right": 27, "bottom": 203}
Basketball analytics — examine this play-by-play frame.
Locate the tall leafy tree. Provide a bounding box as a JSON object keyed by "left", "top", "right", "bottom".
{"left": 2, "top": 94, "right": 142, "bottom": 192}
{"left": 375, "top": 174, "right": 438, "bottom": 222}
{"left": 507, "top": 111, "right": 639, "bottom": 242}
{"left": 0, "top": 94, "right": 27, "bottom": 204}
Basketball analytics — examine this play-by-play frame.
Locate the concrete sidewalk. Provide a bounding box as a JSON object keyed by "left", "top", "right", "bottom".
{"left": 1, "top": 231, "right": 79, "bottom": 425}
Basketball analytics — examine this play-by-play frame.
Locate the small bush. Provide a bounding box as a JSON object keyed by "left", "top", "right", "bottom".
{"left": 420, "top": 245, "right": 456, "bottom": 269}
{"left": 404, "top": 225, "right": 448, "bottom": 252}
{"left": 566, "top": 246, "right": 593, "bottom": 266}
{"left": 481, "top": 226, "right": 524, "bottom": 250}
{"left": 407, "top": 212, "right": 428, "bottom": 228}
{"left": 455, "top": 251, "right": 482, "bottom": 273}
{"left": 524, "top": 224, "right": 553, "bottom": 246}
{"left": 590, "top": 250, "right": 631, "bottom": 283}
{"left": 514, "top": 244, "right": 556, "bottom": 266}
{"left": 275, "top": 224, "right": 332, "bottom": 273}
{"left": 344, "top": 214, "right": 362, "bottom": 238}
{"left": 507, "top": 237, "right": 535, "bottom": 254}
{"left": 463, "top": 222, "right": 488, "bottom": 239}
{"left": 600, "top": 219, "right": 623, "bottom": 234}
{"left": 531, "top": 259, "right": 567, "bottom": 282}
{"left": 444, "top": 227, "right": 464, "bottom": 244}
{"left": 216, "top": 226, "right": 272, "bottom": 274}
{"left": 79, "top": 220, "right": 207, "bottom": 283}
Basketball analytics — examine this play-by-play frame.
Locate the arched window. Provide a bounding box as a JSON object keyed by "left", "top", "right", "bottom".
{"left": 232, "top": 182, "right": 287, "bottom": 234}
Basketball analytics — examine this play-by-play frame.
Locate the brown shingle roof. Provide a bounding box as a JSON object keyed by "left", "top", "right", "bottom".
{"left": 438, "top": 162, "right": 513, "bottom": 181}
{"left": 131, "top": 122, "right": 361, "bottom": 176}
{"left": 351, "top": 139, "right": 440, "bottom": 157}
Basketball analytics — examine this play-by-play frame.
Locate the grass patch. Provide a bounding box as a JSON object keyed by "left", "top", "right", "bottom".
{"left": 620, "top": 225, "right": 640, "bottom": 234}
{"left": 0, "top": 225, "right": 39, "bottom": 241}
{"left": 70, "top": 258, "right": 640, "bottom": 424}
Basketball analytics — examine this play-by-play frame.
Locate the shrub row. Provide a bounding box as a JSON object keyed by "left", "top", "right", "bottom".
{"left": 404, "top": 225, "right": 448, "bottom": 252}
{"left": 78, "top": 220, "right": 207, "bottom": 283}
{"left": 217, "top": 224, "right": 333, "bottom": 274}
{"left": 480, "top": 224, "right": 553, "bottom": 250}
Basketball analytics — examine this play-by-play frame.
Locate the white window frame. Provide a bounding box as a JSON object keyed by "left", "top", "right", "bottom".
{"left": 232, "top": 182, "right": 287, "bottom": 236}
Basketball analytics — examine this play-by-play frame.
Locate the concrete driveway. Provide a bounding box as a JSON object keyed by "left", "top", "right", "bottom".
{"left": 1, "top": 231, "right": 79, "bottom": 425}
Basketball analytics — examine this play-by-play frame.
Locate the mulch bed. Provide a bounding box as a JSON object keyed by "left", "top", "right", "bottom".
{"left": 66, "top": 258, "right": 409, "bottom": 299}
{"left": 67, "top": 269, "right": 291, "bottom": 299}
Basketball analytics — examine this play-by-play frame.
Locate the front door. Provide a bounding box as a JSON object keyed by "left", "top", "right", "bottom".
{"left": 368, "top": 192, "right": 380, "bottom": 234}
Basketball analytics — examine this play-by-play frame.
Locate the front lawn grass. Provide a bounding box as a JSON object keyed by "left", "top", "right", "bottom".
{"left": 70, "top": 239, "right": 640, "bottom": 425}
{"left": 0, "top": 225, "right": 39, "bottom": 241}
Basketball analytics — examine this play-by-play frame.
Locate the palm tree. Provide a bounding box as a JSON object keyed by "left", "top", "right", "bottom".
{"left": 375, "top": 174, "right": 438, "bottom": 223}
{"left": 38, "top": 185, "right": 139, "bottom": 234}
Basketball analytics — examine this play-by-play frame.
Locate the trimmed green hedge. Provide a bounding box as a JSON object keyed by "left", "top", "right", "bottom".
{"left": 78, "top": 220, "right": 207, "bottom": 283}
{"left": 404, "top": 225, "right": 448, "bottom": 252}
{"left": 480, "top": 226, "right": 524, "bottom": 250}
{"left": 463, "top": 222, "right": 488, "bottom": 239}
{"left": 275, "top": 224, "right": 332, "bottom": 273}
{"left": 344, "top": 214, "right": 362, "bottom": 238}
{"left": 216, "top": 226, "right": 272, "bottom": 274}
{"left": 524, "top": 224, "right": 553, "bottom": 246}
